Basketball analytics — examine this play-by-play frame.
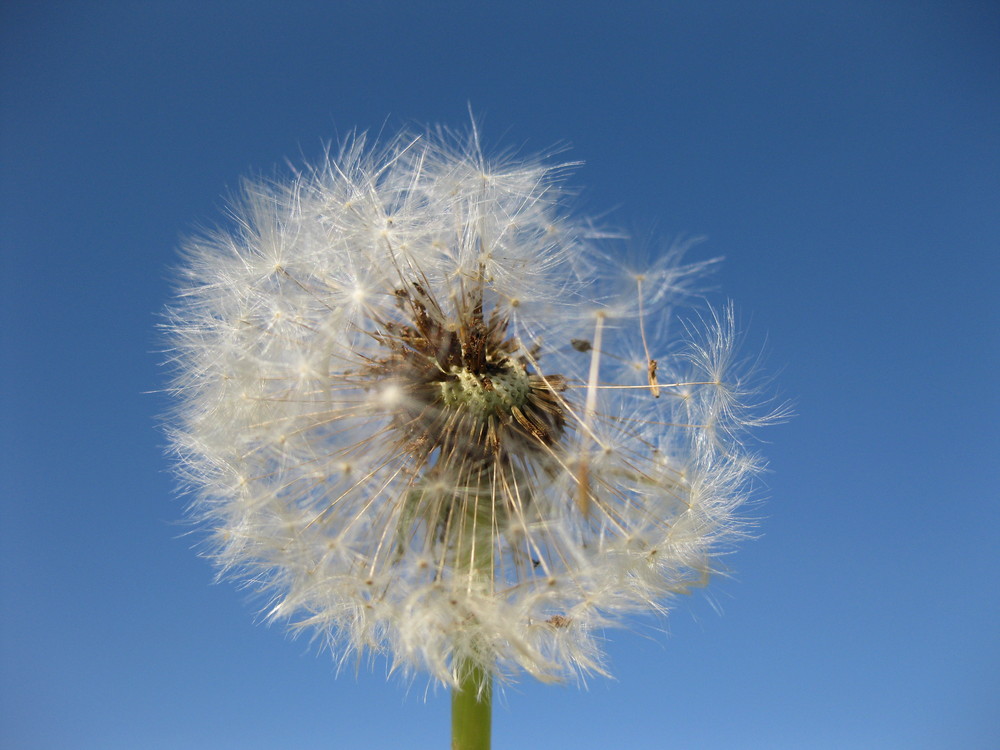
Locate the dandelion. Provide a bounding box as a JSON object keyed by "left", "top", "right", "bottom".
{"left": 165, "top": 123, "right": 775, "bottom": 748}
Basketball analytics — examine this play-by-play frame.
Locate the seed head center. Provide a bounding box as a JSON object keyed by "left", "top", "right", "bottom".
{"left": 439, "top": 362, "right": 531, "bottom": 418}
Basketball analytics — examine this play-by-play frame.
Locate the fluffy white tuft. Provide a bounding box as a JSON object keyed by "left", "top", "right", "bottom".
{"left": 164, "top": 125, "right": 774, "bottom": 686}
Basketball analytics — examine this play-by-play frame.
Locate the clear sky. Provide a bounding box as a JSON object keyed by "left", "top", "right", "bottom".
{"left": 2, "top": 2, "right": 998, "bottom": 748}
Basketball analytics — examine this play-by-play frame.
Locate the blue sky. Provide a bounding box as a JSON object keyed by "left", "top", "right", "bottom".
{"left": 2, "top": 2, "right": 997, "bottom": 748}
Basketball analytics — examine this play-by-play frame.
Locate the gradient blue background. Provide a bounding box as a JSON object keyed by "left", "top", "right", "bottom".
{"left": 3, "top": 2, "right": 998, "bottom": 748}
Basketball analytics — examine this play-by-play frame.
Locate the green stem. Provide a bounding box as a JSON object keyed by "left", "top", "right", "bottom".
{"left": 448, "top": 473, "right": 495, "bottom": 749}
{"left": 451, "top": 657, "right": 492, "bottom": 750}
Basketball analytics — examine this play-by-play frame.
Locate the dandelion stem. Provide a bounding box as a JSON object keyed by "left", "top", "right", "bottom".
{"left": 451, "top": 479, "right": 494, "bottom": 750}
{"left": 451, "top": 658, "right": 492, "bottom": 750}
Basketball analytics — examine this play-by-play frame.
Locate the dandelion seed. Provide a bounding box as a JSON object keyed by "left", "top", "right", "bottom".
{"left": 164, "top": 123, "right": 777, "bottom": 746}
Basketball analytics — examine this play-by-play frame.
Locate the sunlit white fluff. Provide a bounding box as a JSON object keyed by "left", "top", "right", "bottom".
{"left": 165, "top": 125, "right": 774, "bottom": 686}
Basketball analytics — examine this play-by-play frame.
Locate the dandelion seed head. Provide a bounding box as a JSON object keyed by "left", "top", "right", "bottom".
{"left": 165, "top": 124, "right": 777, "bottom": 687}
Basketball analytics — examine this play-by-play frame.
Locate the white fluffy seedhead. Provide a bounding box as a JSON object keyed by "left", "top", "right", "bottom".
{"left": 165, "top": 126, "right": 773, "bottom": 686}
